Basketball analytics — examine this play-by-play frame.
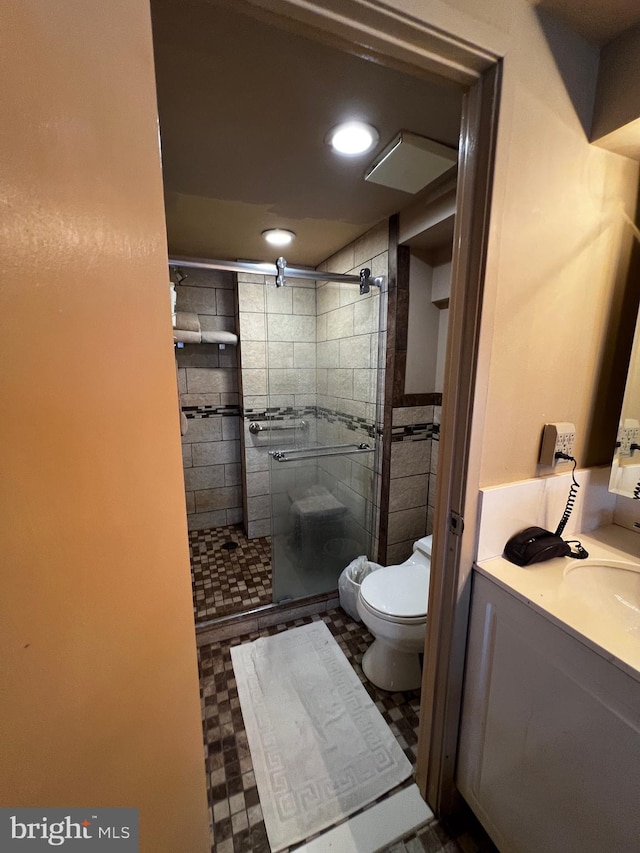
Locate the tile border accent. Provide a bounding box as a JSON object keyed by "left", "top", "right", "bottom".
{"left": 391, "top": 423, "right": 434, "bottom": 442}
{"left": 183, "top": 404, "right": 241, "bottom": 420}
{"left": 316, "top": 406, "right": 376, "bottom": 438}
{"left": 243, "top": 404, "right": 316, "bottom": 422}
{"left": 242, "top": 404, "right": 377, "bottom": 439}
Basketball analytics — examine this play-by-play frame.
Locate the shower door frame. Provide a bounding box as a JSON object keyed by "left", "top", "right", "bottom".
{"left": 240, "top": 0, "right": 502, "bottom": 824}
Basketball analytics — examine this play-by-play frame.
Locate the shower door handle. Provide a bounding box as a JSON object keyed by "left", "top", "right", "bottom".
{"left": 269, "top": 443, "right": 373, "bottom": 462}
{"left": 249, "top": 420, "right": 308, "bottom": 434}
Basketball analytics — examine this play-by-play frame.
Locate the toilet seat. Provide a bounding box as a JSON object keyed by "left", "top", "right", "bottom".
{"left": 358, "top": 594, "right": 426, "bottom": 626}
{"left": 359, "top": 563, "right": 430, "bottom": 620}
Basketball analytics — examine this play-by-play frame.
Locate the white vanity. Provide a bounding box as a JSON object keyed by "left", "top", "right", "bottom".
{"left": 457, "top": 525, "right": 640, "bottom": 853}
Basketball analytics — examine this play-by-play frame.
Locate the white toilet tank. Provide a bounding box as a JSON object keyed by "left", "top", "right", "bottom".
{"left": 408, "top": 534, "right": 432, "bottom": 565}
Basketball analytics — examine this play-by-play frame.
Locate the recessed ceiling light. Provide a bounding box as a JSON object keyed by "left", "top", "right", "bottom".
{"left": 327, "top": 122, "right": 379, "bottom": 156}
{"left": 261, "top": 228, "right": 296, "bottom": 247}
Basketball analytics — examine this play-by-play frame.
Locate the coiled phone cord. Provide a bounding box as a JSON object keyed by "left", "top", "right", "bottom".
{"left": 554, "top": 453, "right": 579, "bottom": 537}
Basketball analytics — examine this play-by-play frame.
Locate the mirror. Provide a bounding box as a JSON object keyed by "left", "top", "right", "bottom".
{"left": 610, "top": 295, "right": 640, "bottom": 498}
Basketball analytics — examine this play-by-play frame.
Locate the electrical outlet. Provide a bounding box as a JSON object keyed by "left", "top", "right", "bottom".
{"left": 617, "top": 419, "right": 640, "bottom": 456}
{"left": 539, "top": 422, "right": 576, "bottom": 466}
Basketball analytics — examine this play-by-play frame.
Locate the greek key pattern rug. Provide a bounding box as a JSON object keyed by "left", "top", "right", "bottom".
{"left": 231, "top": 621, "right": 412, "bottom": 852}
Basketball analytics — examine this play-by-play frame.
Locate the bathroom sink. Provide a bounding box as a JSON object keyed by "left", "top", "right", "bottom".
{"left": 563, "top": 559, "right": 640, "bottom": 633}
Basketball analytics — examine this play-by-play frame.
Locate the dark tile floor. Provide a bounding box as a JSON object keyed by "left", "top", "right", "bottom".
{"left": 190, "top": 525, "right": 272, "bottom": 622}
{"left": 198, "top": 607, "right": 490, "bottom": 853}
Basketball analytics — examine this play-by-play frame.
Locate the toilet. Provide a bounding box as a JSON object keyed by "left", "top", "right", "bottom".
{"left": 356, "top": 535, "right": 432, "bottom": 692}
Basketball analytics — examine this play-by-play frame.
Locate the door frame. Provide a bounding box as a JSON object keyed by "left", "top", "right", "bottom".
{"left": 237, "top": 0, "right": 502, "bottom": 817}
{"left": 416, "top": 62, "right": 501, "bottom": 815}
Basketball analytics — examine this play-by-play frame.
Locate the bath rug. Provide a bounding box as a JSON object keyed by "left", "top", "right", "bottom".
{"left": 231, "top": 621, "right": 412, "bottom": 852}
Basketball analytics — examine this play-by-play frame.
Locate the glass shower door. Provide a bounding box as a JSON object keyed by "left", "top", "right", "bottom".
{"left": 269, "top": 442, "right": 376, "bottom": 602}
{"left": 267, "top": 275, "right": 381, "bottom": 604}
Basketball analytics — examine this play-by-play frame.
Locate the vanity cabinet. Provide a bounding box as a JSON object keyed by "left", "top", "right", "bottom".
{"left": 457, "top": 571, "right": 640, "bottom": 853}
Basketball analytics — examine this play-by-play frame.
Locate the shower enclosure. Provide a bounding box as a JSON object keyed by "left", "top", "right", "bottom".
{"left": 171, "top": 226, "right": 387, "bottom": 607}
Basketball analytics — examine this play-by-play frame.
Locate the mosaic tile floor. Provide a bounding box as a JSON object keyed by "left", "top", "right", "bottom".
{"left": 198, "top": 607, "right": 494, "bottom": 853}
{"left": 190, "top": 525, "right": 272, "bottom": 622}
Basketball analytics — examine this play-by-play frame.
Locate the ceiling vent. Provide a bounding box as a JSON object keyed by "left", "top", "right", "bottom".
{"left": 364, "top": 131, "right": 457, "bottom": 194}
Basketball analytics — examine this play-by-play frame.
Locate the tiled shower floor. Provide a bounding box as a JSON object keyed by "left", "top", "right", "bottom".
{"left": 198, "top": 608, "right": 495, "bottom": 853}
{"left": 189, "top": 525, "right": 272, "bottom": 622}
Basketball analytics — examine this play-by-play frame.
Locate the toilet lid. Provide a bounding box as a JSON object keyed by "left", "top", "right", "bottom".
{"left": 360, "top": 563, "right": 430, "bottom": 618}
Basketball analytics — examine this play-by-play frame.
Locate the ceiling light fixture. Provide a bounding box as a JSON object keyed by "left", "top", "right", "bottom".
{"left": 261, "top": 228, "right": 296, "bottom": 247}
{"left": 327, "top": 121, "right": 379, "bottom": 156}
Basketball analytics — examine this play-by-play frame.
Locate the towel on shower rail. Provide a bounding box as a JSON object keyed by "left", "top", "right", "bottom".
{"left": 174, "top": 311, "right": 201, "bottom": 333}
{"left": 201, "top": 330, "right": 238, "bottom": 345}
{"left": 173, "top": 328, "right": 201, "bottom": 344}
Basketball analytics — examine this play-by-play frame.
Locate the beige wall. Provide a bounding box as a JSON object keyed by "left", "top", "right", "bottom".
{"left": 387, "top": 0, "right": 639, "bottom": 486}
{"left": 0, "top": 2, "right": 209, "bottom": 850}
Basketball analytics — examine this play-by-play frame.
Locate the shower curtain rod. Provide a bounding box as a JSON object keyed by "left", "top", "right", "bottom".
{"left": 168, "top": 255, "right": 384, "bottom": 292}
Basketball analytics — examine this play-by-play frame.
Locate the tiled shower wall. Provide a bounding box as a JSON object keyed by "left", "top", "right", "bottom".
{"left": 236, "top": 221, "right": 388, "bottom": 548}
{"left": 386, "top": 404, "right": 440, "bottom": 564}
{"left": 178, "top": 241, "right": 441, "bottom": 562}
{"left": 237, "top": 273, "right": 317, "bottom": 539}
{"left": 175, "top": 269, "right": 243, "bottom": 531}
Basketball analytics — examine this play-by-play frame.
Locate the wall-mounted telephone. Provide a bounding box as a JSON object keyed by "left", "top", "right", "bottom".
{"left": 504, "top": 452, "right": 588, "bottom": 566}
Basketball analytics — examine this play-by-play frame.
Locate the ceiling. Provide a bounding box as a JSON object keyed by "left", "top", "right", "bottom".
{"left": 150, "top": 0, "right": 463, "bottom": 267}
{"left": 532, "top": 0, "right": 640, "bottom": 45}
{"left": 151, "top": 0, "right": 640, "bottom": 269}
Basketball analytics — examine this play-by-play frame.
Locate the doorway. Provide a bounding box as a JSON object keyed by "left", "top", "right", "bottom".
{"left": 151, "top": 0, "right": 501, "bottom": 821}
{"left": 153, "top": 0, "right": 465, "bottom": 613}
